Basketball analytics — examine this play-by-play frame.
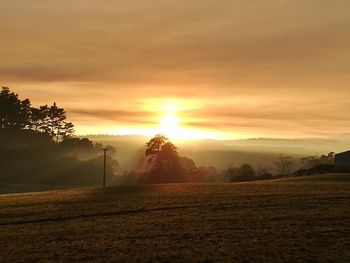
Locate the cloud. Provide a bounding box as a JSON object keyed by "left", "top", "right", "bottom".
{"left": 1, "top": 0, "right": 349, "bottom": 86}
{"left": 1, "top": 0, "right": 350, "bottom": 138}
{"left": 69, "top": 108, "right": 158, "bottom": 125}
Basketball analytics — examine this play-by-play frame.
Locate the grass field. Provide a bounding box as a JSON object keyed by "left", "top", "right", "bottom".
{"left": 0, "top": 175, "right": 349, "bottom": 262}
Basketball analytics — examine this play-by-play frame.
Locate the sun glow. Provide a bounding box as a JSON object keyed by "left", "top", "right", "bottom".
{"left": 159, "top": 112, "right": 181, "bottom": 139}
{"left": 94, "top": 100, "right": 222, "bottom": 141}
{"left": 157, "top": 104, "right": 219, "bottom": 140}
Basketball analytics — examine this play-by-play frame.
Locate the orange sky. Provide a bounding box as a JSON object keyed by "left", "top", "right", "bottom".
{"left": 1, "top": 1, "right": 350, "bottom": 139}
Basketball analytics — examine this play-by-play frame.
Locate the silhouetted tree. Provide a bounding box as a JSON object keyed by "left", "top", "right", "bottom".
{"left": 61, "top": 137, "right": 95, "bottom": 154}
{"left": 145, "top": 134, "right": 179, "bottom": 172}
{"left": 142, "top": 134, "right": 201, "bottom": 183}
{"left": 29, "top": 105, "right": 49, "bottom": 132}
{"left": 275, "top": 155, "right": 294, "bottom": 177}
{"left": 46, "top": 102, "right": 74, "bottom": 142}
{"left": 150, "top": 140, "right": 181, "bottom": 180}
{"left": 29, "top": 107, "right": 41, "bottom": 131}
{"left": 106, "top": 145, "right": 117, "bottom": 155}
{"left": 238, "top": 163, "right": 255, "bottom": 178}
{"left": 225, "top": 163, "right": 256, "bottom": 182}
{"left": 180, "top": 156, "right": 198, "bottom": 180}
{"left": 300, "top": 152, "right": 335, "bottom": 169}
{"left": 0, "top": 88, "right": 74, "bottom": 141}
{"left": 145, "top": 134, "right": 169, "bottom": 157}
{"left": 61, "top": 122, "right": 75, "bottom": 140}
{"left": 225, "top": 165, "right": 239, "bottom": 181}
{"left": 0, "top": 87, "right": 31, "bottom": 129}
{"left": 0, "top": 87, "right": 119, "bottom": 187}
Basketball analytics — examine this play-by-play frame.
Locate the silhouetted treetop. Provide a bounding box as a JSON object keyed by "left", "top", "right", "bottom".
{"left": 145, "top": 134, "right": 170, "bottom": 156}
{"left": 0, "top": 87, "right": 31, "bottom": 129}
{"left": 0, "top": 87, "right": 74, "bottom": 142}
{"left": 275, "top": 155, "right": 294, "bottom": 177}
{"left": 141, "top": 134, "right": 204, "bottom": 183}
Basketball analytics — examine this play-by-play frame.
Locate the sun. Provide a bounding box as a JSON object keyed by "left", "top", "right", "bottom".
{"left": 160, "top": 113, "right": 180, "bottom": 128}
{"left": 157, "top": 102, "right": 219, "bottom": 140}
{"left": 152, "top": 100, "right": 219, "bottom": 141}
{"left": 159, "top": 113, "right": 181, "bottom": 139}
{"left": 109, "top": 98, "right": 219, "bottom": 140}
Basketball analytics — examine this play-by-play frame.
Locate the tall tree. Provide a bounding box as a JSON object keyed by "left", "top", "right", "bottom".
{"left": 1, "top": 88, "right": 75, "bottom": 141}
{"left": 145, "top": 135, "right": 179, "bottom": 169}
{"left": 143, "top": 134, "right": 186, "bottom": 183}
{"left": 29, "top": 105, "right": 50, "bottom": 132}
{"left": 0, "top": 87, "right": 31, "bottom": 129}
{"left": 61, "top": 122, "right": 75, "bottom": 140}
{"left": 48, "top": 102, "right": 67, "bottom": 142}
{"left": 29, "top": 107, "right": 41, "bottom": 131}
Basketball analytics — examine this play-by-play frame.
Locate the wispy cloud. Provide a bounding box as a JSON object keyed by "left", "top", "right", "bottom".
{"left": 1, "top": 0, "right": 349, "bottom": 138}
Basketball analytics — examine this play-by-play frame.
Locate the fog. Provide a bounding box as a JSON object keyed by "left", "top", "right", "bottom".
{"left": 88, "top": 135, "right": 350, "bottom": 171}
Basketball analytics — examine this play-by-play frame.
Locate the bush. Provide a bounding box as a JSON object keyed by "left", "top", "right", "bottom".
{"left": 226, "top": 163, "right": 256, "bottom": 182}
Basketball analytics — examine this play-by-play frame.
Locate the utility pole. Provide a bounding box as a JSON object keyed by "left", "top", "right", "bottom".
{"left": 102, "top": 148, "right": 109, "bottom": 187}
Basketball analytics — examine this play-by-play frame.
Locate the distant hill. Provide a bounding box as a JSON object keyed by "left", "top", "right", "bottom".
{"left": 84, "top": 135, "right": 350, "bottom": 170}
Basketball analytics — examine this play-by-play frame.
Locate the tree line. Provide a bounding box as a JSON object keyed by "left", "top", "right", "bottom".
{"left": 121, "top": 134, "right": 336, "bottom": 184}
{"left": 123, "top": 134, "right": 289, "bottom": 184}
{"left": 0, "top": 87, "right": 74, "bottom": 142}
{"left": 0, "top": 87, "right": 118, "bottom": 187}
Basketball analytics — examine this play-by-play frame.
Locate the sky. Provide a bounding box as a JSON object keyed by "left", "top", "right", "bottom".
{"left": 1, "top": 0, "right": 350, "bottom": 139}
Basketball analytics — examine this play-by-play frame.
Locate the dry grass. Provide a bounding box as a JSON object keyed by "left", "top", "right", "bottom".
{"left": 0, "top": 175, "right": 349, "bottom": 262}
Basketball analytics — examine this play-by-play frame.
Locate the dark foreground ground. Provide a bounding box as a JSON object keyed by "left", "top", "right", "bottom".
{"left": 0, "top": 175, "right": 349, "bottom": 262}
